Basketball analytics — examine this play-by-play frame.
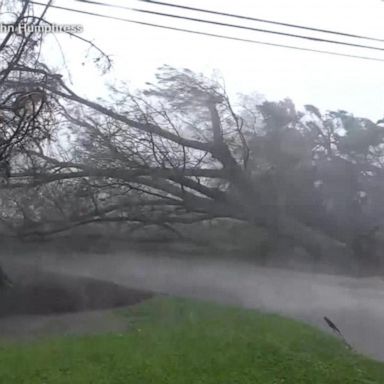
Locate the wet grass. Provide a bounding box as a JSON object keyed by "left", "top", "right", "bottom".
{"left": 0, "top": 296, "right": 383, "bottom": 383}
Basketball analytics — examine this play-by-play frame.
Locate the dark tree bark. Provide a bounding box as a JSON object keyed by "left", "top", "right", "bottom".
{"left": 0, "top": 265, "right": 12, "bottom": 290}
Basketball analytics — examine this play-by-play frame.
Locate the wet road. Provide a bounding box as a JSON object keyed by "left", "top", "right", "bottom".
{"left": 3, "top": 252, "right": 384, "bottom": 361}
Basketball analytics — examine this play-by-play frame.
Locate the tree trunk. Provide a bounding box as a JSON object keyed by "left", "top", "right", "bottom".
{"left": 277, "top": 215, "right": 350, "bottom": 259}
{"left": 0, "top": 264, "right": 12, "bottom": 290}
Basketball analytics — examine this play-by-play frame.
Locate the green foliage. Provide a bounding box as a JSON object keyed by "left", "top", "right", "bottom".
{"left": 0, "top": 297, "right": 383, "bottom": 383}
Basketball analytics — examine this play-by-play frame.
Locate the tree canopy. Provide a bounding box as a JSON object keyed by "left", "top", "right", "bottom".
{"left": 2, "top": 1, "right": 384, "bottom": 275}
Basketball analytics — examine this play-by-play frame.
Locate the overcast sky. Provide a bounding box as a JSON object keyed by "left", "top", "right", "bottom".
{"left": 31, "top": 0, "right": 384, "bottom": 120}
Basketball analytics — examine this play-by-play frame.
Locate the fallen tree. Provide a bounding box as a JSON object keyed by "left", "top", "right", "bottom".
{"left": 6, "top": 66, "right": 381, "bottom": 266}
{"left": 2, "top": 3, "right": 384, "bottom": 271}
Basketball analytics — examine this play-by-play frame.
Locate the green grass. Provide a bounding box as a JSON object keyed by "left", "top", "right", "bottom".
{"left": 0, "top": 296, "right": 383, "bottom": 383}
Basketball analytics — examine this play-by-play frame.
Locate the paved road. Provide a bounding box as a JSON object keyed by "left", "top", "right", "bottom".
{"left": 3, "top": 252, "right": 384, "bottom": 361}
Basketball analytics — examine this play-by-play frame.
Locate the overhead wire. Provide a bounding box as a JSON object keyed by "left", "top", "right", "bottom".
{"left": 30, "top": 1, "right": 384, "bottom": 62}
{"left": 68, "top": 0, "right": 384, "bottom": 53}
{"left": 136, "top": 0, "right": 384, "bottom": 44}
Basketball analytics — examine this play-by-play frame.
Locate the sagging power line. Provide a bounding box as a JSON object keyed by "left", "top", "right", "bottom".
{"left": 31, "top": 1, "right": 384, "bottom": 62}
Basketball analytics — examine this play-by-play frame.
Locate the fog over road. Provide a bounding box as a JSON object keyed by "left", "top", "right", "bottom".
{"left": 3, "top": 252, "right": 384, "bottom": 361}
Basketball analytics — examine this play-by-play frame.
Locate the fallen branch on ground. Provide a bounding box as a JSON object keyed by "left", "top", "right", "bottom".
{"left": 323, "top": 316, "right": 353, "bottom": 350}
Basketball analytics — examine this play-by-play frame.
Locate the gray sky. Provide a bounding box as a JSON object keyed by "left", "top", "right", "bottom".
{"left": 33, "top": 0, "right": 384, "bottom": 120}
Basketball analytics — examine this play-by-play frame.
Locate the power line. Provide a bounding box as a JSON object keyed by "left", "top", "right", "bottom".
{"left": 69, "top": 0, "right": 384, "bottom": 54}
{"left": 137, "top": 0, "right": 384, "bottom": 44}
{"left": 31, "top": 1, "right": 384, "bottom": 62}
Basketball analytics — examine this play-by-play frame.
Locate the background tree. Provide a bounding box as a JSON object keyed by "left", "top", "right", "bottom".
{"left": 0, "top": 0, "right": 111, "bottom": 286}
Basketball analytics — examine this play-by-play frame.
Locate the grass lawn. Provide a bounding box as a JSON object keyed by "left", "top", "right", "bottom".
{"left": 0, "top": 296, "right": 383, "bottom": 383}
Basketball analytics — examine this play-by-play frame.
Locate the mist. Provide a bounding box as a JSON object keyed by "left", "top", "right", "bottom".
{"left": 2, "top": 249, "right": 384, "bottom": 361}
{"left": 2, "top": 2, "right": 384, "bottom": 375}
